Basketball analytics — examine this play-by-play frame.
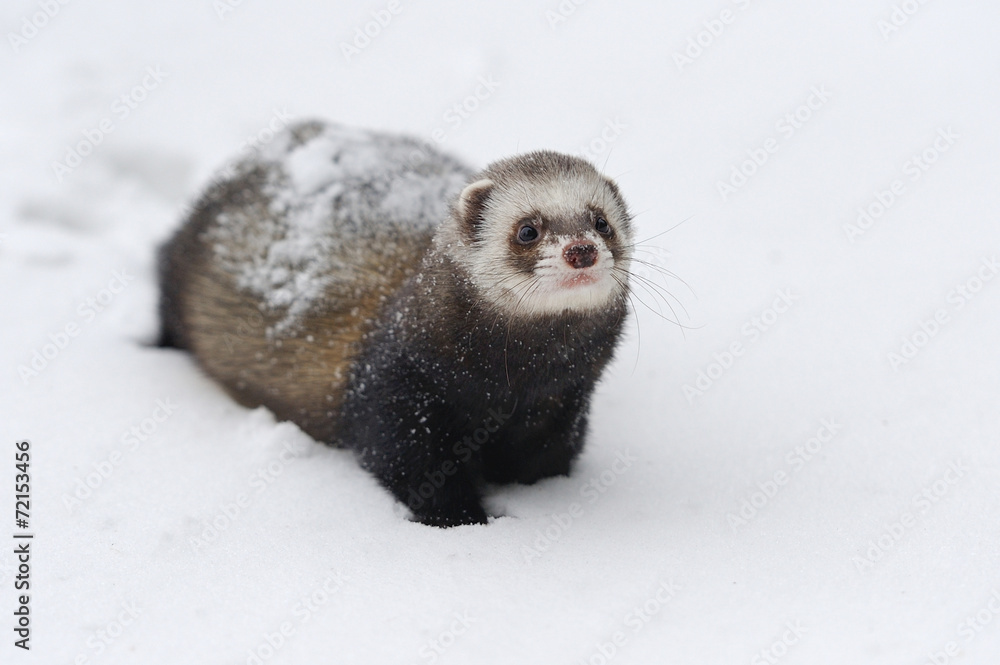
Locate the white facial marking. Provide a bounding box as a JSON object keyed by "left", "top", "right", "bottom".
{"left": 456, "top": 169, "right": 632, "bottom": 318}
{"left": 517, "top": 232, "right": 618, "bottom": 313}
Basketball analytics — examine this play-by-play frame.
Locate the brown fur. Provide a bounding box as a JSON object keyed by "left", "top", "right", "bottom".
{"left": 157, "top": 127, "right": 448, "bottom": 443}
{"left": 163, "top": 235, "right": 431, "bottom": 442}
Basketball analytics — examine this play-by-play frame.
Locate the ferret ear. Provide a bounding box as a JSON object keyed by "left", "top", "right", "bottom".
{"left": 455, "top": 178, "right": 494, "bottom": 232}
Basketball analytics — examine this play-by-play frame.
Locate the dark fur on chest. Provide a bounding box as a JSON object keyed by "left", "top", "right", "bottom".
{"left": 337, "top": 253, "right": 627, "bottom": 526}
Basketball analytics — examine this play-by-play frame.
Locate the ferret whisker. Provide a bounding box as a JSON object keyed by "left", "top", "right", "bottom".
{"left": 627, "top": 257, "right": 680, "bottom": 281}
{"left": 624, "top": 258, "right": 696, "bottom": 299}
{"left": 627, "top": 278, "right": 671, "bottom": 319}
{"left": 621, "top": 268, "right": 691, "bottom": 320}
{"left": 624, "top": 215, "right": 696, "bottom": 249}
{"left": 610, "top": 272, "right": 642, "bottom": 374}
{"left": 503, "top": 275, "right": 544, "bottom": 386}
{"left": 493, "top": 272, "right": 537, "bottom": 329}
{"left": 626, "top": 292, "right": 642, "bottom": 373}
{"left": 631, "top": 275, "right": 692, "bottom": 329}
{"left": 620, "top": 277, "right": 676, "bottom": 325}
{"left": 614, "top": 268, "right": 697, "bottom": 333}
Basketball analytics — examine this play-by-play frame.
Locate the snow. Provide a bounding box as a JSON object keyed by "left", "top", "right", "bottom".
{"left": 2, "top": 1, "right": 999, "bottom": 664}
{"left": 208, "top": 122, "right": 471, "bottom": 333}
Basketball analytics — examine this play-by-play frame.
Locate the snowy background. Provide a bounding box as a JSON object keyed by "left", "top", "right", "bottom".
{"left": 2, "top": 1, "right": 999, "bottom": 663}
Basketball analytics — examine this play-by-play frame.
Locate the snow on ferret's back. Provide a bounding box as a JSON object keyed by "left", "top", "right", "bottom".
{"left": 206, "top": 121, "right": 472, "bottom": 333}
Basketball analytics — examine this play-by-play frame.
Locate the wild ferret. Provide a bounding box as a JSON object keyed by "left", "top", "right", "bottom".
{"left": 158, "top": 121, "right": 633, "bottom": 526}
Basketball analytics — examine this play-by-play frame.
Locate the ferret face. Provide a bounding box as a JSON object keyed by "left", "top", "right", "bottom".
{"left": 446, "top": 151, "right": 634, "bottom": 318}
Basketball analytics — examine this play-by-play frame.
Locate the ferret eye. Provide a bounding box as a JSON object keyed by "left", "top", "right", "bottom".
{"left": 594, "top": 215, "right": 611, "bottom": 236}
{"left": 516, "top": 223, "right": 539, "bottom": 244}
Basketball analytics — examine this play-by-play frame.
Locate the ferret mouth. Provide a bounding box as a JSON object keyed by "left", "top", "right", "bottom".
{"left": 538, "top": 267, "right": 618, "bottom": 301}
{"left": 557, "top": 270, "right": 601, "bottom": 289}
{"left": 491, "top": 267, "right": 620, "bottom": 317}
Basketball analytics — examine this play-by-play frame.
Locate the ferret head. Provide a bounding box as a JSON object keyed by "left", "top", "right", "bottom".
{"left": 440, "top": 151, "right": 633, "bottom": 318}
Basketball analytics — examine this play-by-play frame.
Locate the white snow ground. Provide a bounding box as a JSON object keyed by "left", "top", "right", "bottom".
{"left": 2, "top": 1, "right": 999, "bottom": 664}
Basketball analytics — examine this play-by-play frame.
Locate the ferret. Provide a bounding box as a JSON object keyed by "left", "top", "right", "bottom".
{"left": 158, "top": 120, "right": 634, "bottom": 526}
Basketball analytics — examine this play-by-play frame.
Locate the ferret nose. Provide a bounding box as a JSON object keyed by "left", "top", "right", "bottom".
{"left": 563, "top": 242, "right": 598, "bottom": 269}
